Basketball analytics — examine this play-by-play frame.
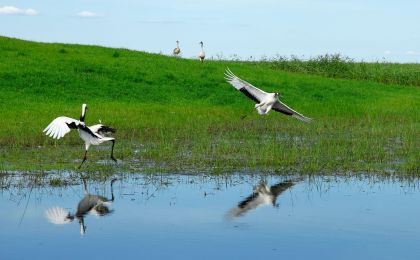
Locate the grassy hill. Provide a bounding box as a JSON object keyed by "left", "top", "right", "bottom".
{"left": 0, "top": 36, "right": 418, "bottom": 174}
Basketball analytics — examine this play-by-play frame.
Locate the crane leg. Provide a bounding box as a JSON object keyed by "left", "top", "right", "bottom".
{"left": 78, "top": 150, "right": 88, "bottom": 169}
{"left": 109, "top": 178, "right": 117, "bottom": 202}
{"left": 110, "top": 140, "right": 117, "bottom": 162}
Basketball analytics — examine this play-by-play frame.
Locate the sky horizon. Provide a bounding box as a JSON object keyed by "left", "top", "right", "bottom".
{"left": 1, "top": 0, "right": 420, "bottom": 63}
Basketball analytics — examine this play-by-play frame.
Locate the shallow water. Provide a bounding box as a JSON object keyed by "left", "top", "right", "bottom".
{"left": 1, "top": 173, "right": 420, "bottom": 260}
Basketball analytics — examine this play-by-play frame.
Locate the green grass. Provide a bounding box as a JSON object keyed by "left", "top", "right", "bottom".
{"left": 0, "top": 36, "right": 419, "bottom": 175}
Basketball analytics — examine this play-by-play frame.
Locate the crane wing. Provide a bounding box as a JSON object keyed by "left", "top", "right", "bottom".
{"left": 44, "top": 207, "right": 73, "bottom": 225}
{"left": 270, "top": 181, "right": 296, "bottom": 198}
{"left": 43, "top": 116, "right": 80, "bottom": 139}
{"left": 227, "top": 192, "right": 270, "bottom": 219}
{"left": 225, "top": 68, "right": 269, "bottom": 103}
{"left": 89, "top": 124, "right": 116, "bottom": 135}
{"left": 272, "top": 100, "right": 312, "bottom": 123}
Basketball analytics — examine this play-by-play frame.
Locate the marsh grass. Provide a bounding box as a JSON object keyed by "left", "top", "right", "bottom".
{"left": 264, "top": 54, "right": 420, "bottom": 87}
{"left": 0, "top": 36, "right": 419, "bottom": 175}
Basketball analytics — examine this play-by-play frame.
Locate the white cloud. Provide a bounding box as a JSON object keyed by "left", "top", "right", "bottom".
{"left": 77, "top": 11, "right": 97, "bottom": 17}
{"left": 405, "top": 50, "right": 420, "bottom": 56}
{"left": 384, "top": 50, "right": 392, "bottom": 55}
{"left": 0, "top": 6, "right": 38, "bottom": 15}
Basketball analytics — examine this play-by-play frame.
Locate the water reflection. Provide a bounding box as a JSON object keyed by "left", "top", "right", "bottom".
{"left": 45, "top": 178, "right": 116, "bottom": 235}
{"left": 1, "top": 173, "right": 420, "bottom": 259}
{"left": 227, "top": 179, "right": 300, "bottom": 219}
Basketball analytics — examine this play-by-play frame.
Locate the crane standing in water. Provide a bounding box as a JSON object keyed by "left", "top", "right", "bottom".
{"left": 43, "top": 104, "right": 117, "bottom": 168}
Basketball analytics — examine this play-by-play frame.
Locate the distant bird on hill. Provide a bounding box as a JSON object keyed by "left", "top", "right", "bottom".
{"left": 225, "top": 68, "right": 312, "bottom": 122}
{"left": 198, "top": 41, "right": 205, "bottom": 62}
{"left": 173, "top": 40, "right": 181, "bottom": 56}
{"left": 43, "top": 104, "right": 117, "bottom": 168}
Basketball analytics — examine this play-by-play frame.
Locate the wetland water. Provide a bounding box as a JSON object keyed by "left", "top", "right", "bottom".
{"left": 1, "top": 173, "right": 419, "bottom": 259}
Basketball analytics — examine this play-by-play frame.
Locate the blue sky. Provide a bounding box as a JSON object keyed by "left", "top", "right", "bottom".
{"left": 1, "top": 0, "right": 420, "bottom": 62}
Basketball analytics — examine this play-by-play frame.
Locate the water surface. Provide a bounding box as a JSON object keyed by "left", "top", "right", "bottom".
{"left": 1, "top": 173, "right": 419, "bottom": 259}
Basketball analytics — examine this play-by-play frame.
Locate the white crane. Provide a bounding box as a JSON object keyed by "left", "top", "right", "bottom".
{"left": 45, "top": 178, "right": 117, "bottom": 235}
{"left": 198, "top": 41, "right": 205, "bottom": 62}
{"left": 225, "top": 69, "right": 312, "bottom": 122}
{"left": 227, "top": 180, "right": 297, "bottom": 219}
{"left": 43, "top": 104, "right": 117, "bottom": 168}
{"left": 173, "top": 40, "right": 181, "bottom": 56}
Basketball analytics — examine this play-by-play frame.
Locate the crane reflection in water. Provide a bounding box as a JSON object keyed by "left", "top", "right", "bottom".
{"left": 227, "top": 179, "right": 300, "bottom": 219}
{"left": 45, "top": 178, "right": 117, "bottom": 235}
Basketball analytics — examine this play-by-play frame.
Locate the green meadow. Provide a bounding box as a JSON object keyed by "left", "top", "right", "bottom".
{"left": 0, "top": 36, "right": 419, "bottom": 175}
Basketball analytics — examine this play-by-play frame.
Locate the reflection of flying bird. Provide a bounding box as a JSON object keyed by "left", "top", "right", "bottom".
{"left": 198, "top": 41, "right": 205, "bottom": 62}
{"left": 225, "top": 69, "right": 312, "bottom": 122}
{"left": 45, "top": 178, "right": 117, "bottom": 235}
{"left": 228, "top": 180, "right": 297, "bottom": 219}
{"left": 43, "top": 103, "right": 117, "bottom": 168}
{"left": 173, "top": 40, "right": 181, "bottom": 56}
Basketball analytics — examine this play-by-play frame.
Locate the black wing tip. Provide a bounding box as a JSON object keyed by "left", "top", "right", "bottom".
{"left": 273, "top": 107, "right": 313, "bottom": 123}
{"left": 238, "top": 193, "right": 258, "bottom": 208}
{"left": 100, "top": 125, "right": 116, "bottom": 133}
{"left": 270, "top": 180, "right": 297, "bottom": 196}
{"left": 66, "top": 121, "right": 79, "bottom": 129}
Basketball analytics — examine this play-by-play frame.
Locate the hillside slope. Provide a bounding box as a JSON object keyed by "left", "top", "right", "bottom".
{"left": 0, "top": 36, "right": 418, "bottom": 174}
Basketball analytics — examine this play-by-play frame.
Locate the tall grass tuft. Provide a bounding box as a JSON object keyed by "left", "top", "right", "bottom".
{"left": 267, "top": 54, "right": 420, "bottom": 87}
